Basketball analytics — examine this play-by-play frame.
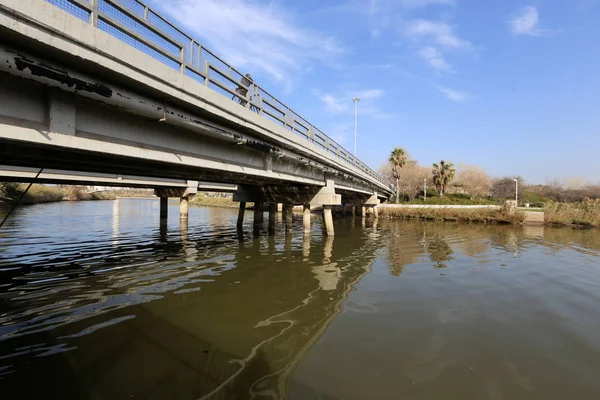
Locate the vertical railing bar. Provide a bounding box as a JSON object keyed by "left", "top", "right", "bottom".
{"left": 89, "top": 0, "right": 98, "bottom": 26}
{"left": 203, "top": 60, "right": 210, "bottom": 87}
{"left": 196, "top": 42, "right": 201, "bottom": 69}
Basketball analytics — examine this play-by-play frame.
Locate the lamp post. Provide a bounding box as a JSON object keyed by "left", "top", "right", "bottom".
{"left": 424, "top": 178, "right": 427, "bottom": 202}
{"left": 514, "top": 179, "right": 519, "bottom": 203}
{"left": 353, "top": 96, "right": 360, "bottom": 156}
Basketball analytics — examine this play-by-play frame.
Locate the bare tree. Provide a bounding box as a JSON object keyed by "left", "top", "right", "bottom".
{"left": 455, "top": 165, "right": 491, "bottom": 200}
{"left": 398, "top": 162, "right": 431, "bottom": 201}
{"left": 379, "top": 160, "right": 430, "bottom": 201}
{"left": 491, "top": 176, "right": 524, "bottom": 199}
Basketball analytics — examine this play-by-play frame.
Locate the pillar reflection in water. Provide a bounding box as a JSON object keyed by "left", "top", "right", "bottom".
{"left": 312, "top": 236, "right": 341, "bottom": 291}
{"left": 303, "top": 235, "right": 311, "bottom": 260}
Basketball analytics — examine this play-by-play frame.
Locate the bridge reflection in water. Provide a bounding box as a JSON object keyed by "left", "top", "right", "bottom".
{"left": 0, "top": 200, "right": 383, "bottom": 399}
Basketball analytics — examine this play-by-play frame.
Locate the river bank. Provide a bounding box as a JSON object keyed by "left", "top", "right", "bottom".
{"left": 0, "top": 184, "right": 115, "bottom": 205}
{"left": 190, "top": 194, "right": 244, "bottom": 209}
{"left": 377, "top": 204, "right": 526, "bottom": 225}
{"left": 544, "top": 200, "right": 600, "bottom": 228}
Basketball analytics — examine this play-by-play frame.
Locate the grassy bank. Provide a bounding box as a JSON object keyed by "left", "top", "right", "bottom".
{"left": 399, "top": 194, "right": 499, "bottom": 206}
{"left": 190, "top": 194, "right": 243, "bottom": 209}
{"left": 1, "top": 183, "right": 115, "bottom": 205}
{"left": 113, "top": 188, "right": 155, "bottom": 198}
{"left": 544, "top": 200, "right": 600, "bottom": 228}
{"left": 378, "top": 205, "right": 525, "bottom": 225}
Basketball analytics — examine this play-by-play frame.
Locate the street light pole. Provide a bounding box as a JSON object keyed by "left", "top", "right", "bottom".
{"left": 514, "top": 179, "right": 519, "bottom": 203}
{"left": 424, "top": 179, "right": 427, "bottom": 202}
{"left": 353, "top": 97, "right": 360, "bottom": 157}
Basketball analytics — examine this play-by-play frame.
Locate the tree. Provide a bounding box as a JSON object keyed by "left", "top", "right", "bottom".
{"left": 389, "top": 148, "right": 407, "bottom": 203}
{"left": 455, "top": 165, "right": 491, "bottom": 200}
{"left": 432, "top": 160, "right": 455, "bottom": 197}
{"left": 491, "top": 176, "right": 523, "bottom": 199}
{"left": 397, "top": 161, "right": 431, "bottom": 201}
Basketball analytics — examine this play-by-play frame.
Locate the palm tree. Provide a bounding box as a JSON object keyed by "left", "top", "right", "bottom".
{"left": 389, "top": 148, "right": 407, "bottom": 203}
{"left": 432, "top": 160, "right": 455, "bottom": 197}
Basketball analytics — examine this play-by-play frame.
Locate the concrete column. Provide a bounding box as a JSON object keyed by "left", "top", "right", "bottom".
{"left": 255, "top": 202, "right": 264, "bottom": 223}
{"left": 237, "top": 201, "right": 246, "bottom": 231}
{"left": 351, "top": 205, "right": 356, "bottom": 217}
{"left": 323, "top": 205, "right": 335, "bottom": 236}
{"left": 284, "top": 203, "right": 293, "bottom": 232}
{"left": 303, "top": 204, "right": 311, "bottom": 235}
{"left": 373, "top": 205, "right": 379, "bottom": 219}
{"left": 253, "top": 202, "right": 264, "bottom": 233}
{"left": 159, "top": 219, "right": 167, "bottom": 242}
{"left": 160, "top": 196, "right": 168, "bottom": 221}
{"left": 361, "top": 205, "right": 366, "bottom": 218}
{"left": 268, "top": 203, "right": 277, "bottom": 235}
{"left": 180, "top": 196, "right": 189, "bottom": 220}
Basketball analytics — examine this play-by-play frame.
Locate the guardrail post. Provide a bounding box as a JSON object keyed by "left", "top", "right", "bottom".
{"left": 89, "top": 0, "right": 99, "bottom": 26}
{"left": 203, "top": 60, "right": 210, "bottom": 87}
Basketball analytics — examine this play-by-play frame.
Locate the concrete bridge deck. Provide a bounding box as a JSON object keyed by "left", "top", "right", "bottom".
{"left": 0, "top": 0, "right": 392, "bottom": 234}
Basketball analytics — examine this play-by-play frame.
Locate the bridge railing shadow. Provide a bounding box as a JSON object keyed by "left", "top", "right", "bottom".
{"left": 41, "top": 0, "right": 392, "bottom": 190}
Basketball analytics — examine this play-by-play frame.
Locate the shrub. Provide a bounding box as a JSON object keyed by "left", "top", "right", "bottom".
{"left": 21, "top": 184, "right": 65, "bottom": 204}
{"left": 544, "top": 200, "right": 600, "bottom": 228}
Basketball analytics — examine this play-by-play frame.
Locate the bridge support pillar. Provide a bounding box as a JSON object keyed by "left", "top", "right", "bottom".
{"left": 323, "top": 205, "right": 335, "bottom": 236}
{"left": 253, "top": 202, "right": 264, "bottom": 234}
{"left": 180, "top": 196, "right": 189, "bottom": 220}
{"left": 284, "top": 203, "right": 293, "bottom": 232}
{"left": 160, "top": 196, "right": 168, "bottom": 221}
{"left": 303, "top": 204, "right": 311, "bottom": 235}
{"left": 351, "top": 205, "right": 356, "bottom": 217}
{"left": 268, "top": 203, "right": 277, "bottom": 235}
{"left": 237, "top": 202, "right": 246, "bottom": 231}
{"left": 361, "top": 205, "right": 366, "bottom": 218}
{"left": 364, "top": 193, "right": 380, "bottom": 219}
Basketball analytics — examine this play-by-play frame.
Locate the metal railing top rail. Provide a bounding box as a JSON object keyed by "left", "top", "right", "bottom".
{"left": 43, "top": 0, "right": 392, "bottom": 190}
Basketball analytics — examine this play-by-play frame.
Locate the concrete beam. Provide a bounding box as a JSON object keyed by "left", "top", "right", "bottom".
{"left": 364, "top": 193, "right": 381, "bottom": 206}
{"left": 47, "top": 90, "right": 75, "bottom": 135}
{"left": 234, "top": 185, "right": 322, "bottom": 204}
{"left": 309, "top": 180, "right": 342, "bottom": 207}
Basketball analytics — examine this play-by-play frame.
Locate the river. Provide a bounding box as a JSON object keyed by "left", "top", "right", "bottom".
{"left": 1, "top": 199, "right": 600, "bottom": 399}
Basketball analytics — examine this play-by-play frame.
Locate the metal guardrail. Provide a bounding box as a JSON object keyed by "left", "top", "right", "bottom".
{"left": 44, "top": 0, "right": 391, "bottom": 189}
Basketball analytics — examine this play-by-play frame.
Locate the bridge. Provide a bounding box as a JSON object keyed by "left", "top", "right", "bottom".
{"left": 0, "top": 0, "right": 392, "bottom": 235}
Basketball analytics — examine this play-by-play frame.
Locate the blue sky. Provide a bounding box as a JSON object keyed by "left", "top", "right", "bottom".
{"left": 148, "top": 0, "right": 600, "bottom": 184}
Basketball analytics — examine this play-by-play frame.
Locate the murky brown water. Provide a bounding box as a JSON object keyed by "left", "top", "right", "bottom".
{"left": 1, "top": 199, "right": 600, "bottom": 399}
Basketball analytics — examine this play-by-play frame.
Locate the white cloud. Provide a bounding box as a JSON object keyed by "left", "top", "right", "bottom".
{"left": 359, "top": 89, "right": 385, "bottom": 100}
{"left": 438, "top": 86, "right": 469, "bottom": 102}
{"left": 327, "top": 122, "right": 354, "bottom": 145}
{"left": 316, "top": 89, "right": 388, "bottom": 117}
{"left": 510, "top": 6, "right": 541, "bottom": 36}
{"left": 417, "top": 46, "right": 453, "bottom": 73}
{"left": 152, "top": 0, "right": 344, "bottom": 86}
{"left": 319, "top": 94, "right": 350, "bottom": 114}
{"left": 404, "top": 19, "right": 472, "bottom": 50}
{"left": 399, "top": 0, "right": 455, "bottom": 8}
